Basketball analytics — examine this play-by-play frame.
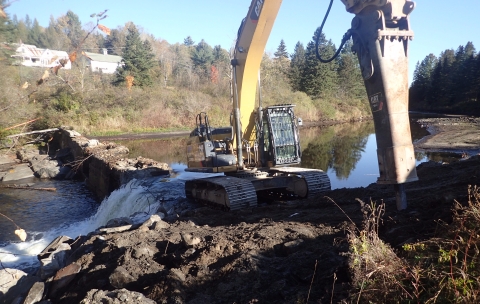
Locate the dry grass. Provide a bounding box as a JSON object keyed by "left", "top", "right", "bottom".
{"left": 345, "top": 186, "right": 480, "bottom": 303}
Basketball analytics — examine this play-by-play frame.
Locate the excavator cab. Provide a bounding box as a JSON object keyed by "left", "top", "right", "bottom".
{"left": 185, "top": 112, "right": 237, "bottom": 173}
{"left": 259, "top": 105, "right": 301, "bottom": 167}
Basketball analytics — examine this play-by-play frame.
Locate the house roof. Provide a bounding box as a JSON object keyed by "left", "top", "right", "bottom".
{"left": 83, "top": 51, "right": 122, "bottom": 64}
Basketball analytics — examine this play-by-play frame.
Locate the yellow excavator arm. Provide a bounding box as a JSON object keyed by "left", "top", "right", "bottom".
{"left": 231, "top": 0, "right": 283, "bottom": 150}
{"left": 231, "top": 0, "right": 418, "bottom": 209}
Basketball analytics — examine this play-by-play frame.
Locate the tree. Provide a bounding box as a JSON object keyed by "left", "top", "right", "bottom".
{"left": 191, "top": 39, "right": 214, "bottom": 78}
{"left": 27, "top": 18, "right": 46, "bottom": 47}
{"left": 42, "top": 15, "right": 70, "bottom": 50}
{"left": 12, "top": 15, "right": 28, "bottom": 43}
{"left": 300, "top": 28, "right": 338, "bottom": 99}
{"left": 274, "top": 39, "right": 288, "bottom": 59}
{"left": 114, "top": 24, "right": 156, "bottom": 87}
{"left": 63, "top": 10, "right": 84, "bottom": 50}
{"left": 288, "top": 41, "right": 305, "bottom": 92}
{"left": 409, "top": 53, "right": 437, "bottom": 109}
{"left": 427, "top": 49, "right": 455, "bottom": 107}
{"left": 104, "top": 27, "right": 127, "bottom": 56}
{"left": 337, "top": 39, "right": 364, "bottom": 99}
{"left": 183, "top": 36, "right": 194, "bottom": 47}
{"left": 0, "top": 1, "right": 15, "bottom": 60}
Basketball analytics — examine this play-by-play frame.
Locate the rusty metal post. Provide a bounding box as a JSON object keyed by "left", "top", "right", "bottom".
{"left": 350, "top": 1, "right": 418, "bottom": 210}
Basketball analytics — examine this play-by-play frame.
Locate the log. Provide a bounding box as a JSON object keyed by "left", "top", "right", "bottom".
{"left": 6, "top": 128, "right": 59, "bottom": 138}
{"left": 0, "top": 185, "right": 56, "bottom": 191}
{"left": 4, "top": 118, "right": 42, "bottom": 131}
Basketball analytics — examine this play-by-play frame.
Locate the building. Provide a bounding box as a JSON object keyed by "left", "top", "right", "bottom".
{"left": 82, "top": 49, "right": 123, "bottom": 74}
{"left": 11, "top": 44, "right": 71, "bottom": 69}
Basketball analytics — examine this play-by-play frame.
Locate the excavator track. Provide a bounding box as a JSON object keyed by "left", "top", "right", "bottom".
{"left": 269, "top": 167, "right": 331, "bottom": 198}
{"left": 185, "top": 176, "right": 257, "bottom": 211}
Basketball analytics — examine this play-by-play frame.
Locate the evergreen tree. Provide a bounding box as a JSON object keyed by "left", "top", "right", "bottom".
{"left": 288, "top": 41, "right": 305, "bottom": 92}
{"left": 337, "top": 39, "right": 364, "bottom": 99}
{"left": 27, "top": 18, "right": 45, "bottom": 47}
{"left": 212, "top": 45, "right": 229, "bottom": 65}
{"left": 114, "top": 24, "right": 156, "bottom": 87}
{"left": 0, "top": 0, "right": 15, "bottom": 60}
{"left": 183, "top": 36, "right": 194, "bottom": 47}
{"left": 43, "top": 15, "right": 69, "bottom": 50}
{"left": 12, "top": 16, "right": 28, "bottom": 43}
{"left": 300, "top": 28, "right": 338, "bottom": 99}
{"left": 274, "top": 39, "right": 288, "bottom": 59}
{"left": 191, "top": 39, "right": 214, "bottom": 78}
{"left": 453, "top": 42, "right": 477, "bottom": 103}
{"left": 64, "top": 10, "right": 84, "bottom": 50}
{"left": 104, "top": 27, "right": 127, "bottom": 56}
{"left": 427, "top": 49, "right": 455, "bottom": 107}
{"left": 409, "top": 53, "right": 437, "bottom": 109}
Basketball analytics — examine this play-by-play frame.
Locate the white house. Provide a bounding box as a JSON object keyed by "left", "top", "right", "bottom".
{"left": 83, "top": 49, "right": 122, "bottom": 74}
{"left": 11, "top": 44, "right": 71, "bottom": 69}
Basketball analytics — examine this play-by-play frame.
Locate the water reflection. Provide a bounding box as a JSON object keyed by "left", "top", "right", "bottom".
{"left": 116, "top": 119, "right": 462, "bottom": 190}
{"left": 299, "top": 122, "right": 374, "bottom": 180}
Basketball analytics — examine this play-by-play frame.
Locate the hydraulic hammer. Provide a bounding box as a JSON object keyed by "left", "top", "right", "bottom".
{"left": 345, "top": 0, "right": 418, "bottom": 210}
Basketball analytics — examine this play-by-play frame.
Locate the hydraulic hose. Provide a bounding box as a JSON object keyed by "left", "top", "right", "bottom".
{"left": 315, "top": 0, "right": 352, "bottom": 63}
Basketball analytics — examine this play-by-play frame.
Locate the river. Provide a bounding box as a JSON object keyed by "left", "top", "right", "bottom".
{"left": 0, "top": 119, "right": 462, "bottom": 270}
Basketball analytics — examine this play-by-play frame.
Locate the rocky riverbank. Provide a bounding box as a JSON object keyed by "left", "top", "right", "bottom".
{"left": 1, "top": 117, "right": 480, "bottom": 303}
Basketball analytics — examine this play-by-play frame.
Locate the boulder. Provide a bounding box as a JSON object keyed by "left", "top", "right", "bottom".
{"left": 37, "top": 236, "right": 73, "bottom": 280}
{"left": 80, "top": 288, "right": 155, "bottom": 304}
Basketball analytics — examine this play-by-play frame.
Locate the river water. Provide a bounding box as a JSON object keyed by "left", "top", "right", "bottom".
{"left": 0, "top": 119, "right": 462, "bottom": 270}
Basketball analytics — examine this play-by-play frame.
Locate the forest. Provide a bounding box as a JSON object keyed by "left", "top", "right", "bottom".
{"left": 409, "top": 41, "right": 480, "bottom": 115}
{"left": 1, "top": 1, "right": 479, "bottom": 138}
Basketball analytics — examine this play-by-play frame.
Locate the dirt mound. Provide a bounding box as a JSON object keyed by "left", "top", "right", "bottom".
{"left": 44, "top": 153, "right": 480, "bottom": 303}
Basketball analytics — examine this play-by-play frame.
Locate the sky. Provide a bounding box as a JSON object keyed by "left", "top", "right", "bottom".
{"left": 5, "top": 0, "right": 480, "bottom": 82}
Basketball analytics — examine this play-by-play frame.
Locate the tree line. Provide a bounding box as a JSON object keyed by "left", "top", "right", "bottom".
{"left": 409, "top": 41, "right": 480, "bottom": 115}
{"left": 0, "top": 3, "right": 369, "bottom": 136}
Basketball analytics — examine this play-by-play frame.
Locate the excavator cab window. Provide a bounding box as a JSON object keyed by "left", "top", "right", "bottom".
{"left": 263, "top": 105, "right": 301, "bottom": 166}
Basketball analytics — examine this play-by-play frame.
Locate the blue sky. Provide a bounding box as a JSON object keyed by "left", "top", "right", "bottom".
{"left": 6, "top": 0, "right": 480, "bottom": 82}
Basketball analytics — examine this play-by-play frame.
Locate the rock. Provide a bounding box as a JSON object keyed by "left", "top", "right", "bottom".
{"left": 0, "top": 270, "right": 40, "bottom": 304}
{"left": 83, "top": 139, "right": 100, "bottom": 148}
{"left": 153, "top": 220, "right": 170, "bottom": 230}
{"left": 48, "top": 263, "right": 81, "bottom": 298}
{"left": 284, "top": 239, "right": 304, "bottom": 250}
{"left": 80, "top": 288, "right": 155, "bottom": 304}
{"left": 275, "top": 239, "right": 304, "bottom": 256}
{"left": 109, "top": 266, "right": 135, "bottom": 289}
{"left": 170, "top": 268, "right": 186, "bottom": 282}
{"left": 0, "top": 268, "right": 27, "bottom": 294}
{"left": 180, "top": 233, "right": 201, "bottom": 247}
{"left": 37, "top": 236, "right": 73, "bottom": 280}
{"left": 22, "top": 281, "right": 45, "bottom": 304}
{"left": 139, "top": 214, "right": 163, "bottom": 230}
{"left": 31, "top": 158, "right": 62, "bottom": 179}
{"left": 1, "top": 163, "right": 34, "bottom": 181}
{"left": 106, "top": 217, "right": 133, "bottom": 228}
{"left": 64, "top": 130, "right": 82, "bottom": 137}
{"left": 132, "top": 246, "right": 156, "bottom": 259}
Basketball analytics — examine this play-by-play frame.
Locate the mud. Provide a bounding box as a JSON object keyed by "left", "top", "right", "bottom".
{"left": 25, "top": 118, "right": 480, "bottom": 303}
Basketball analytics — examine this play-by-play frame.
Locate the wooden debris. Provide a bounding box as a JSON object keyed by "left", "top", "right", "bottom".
{"left": 0, "top": 185, "right": 56, "bottom": 191}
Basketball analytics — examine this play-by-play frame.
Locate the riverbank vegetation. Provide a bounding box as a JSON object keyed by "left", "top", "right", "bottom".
{"left": 0, "top": 6, "right": 369, "bottom": 137}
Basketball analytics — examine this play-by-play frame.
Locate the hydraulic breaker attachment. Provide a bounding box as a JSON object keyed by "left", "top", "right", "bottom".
{"left": 348, "top": 0, "right": 418, "bottom": 209}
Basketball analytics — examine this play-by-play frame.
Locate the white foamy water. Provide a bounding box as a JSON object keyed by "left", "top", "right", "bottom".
{"left": 0, "top": 177, "right": 177, "bottom": 271}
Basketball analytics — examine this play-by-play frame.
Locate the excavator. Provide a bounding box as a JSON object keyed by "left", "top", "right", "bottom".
{"left": 185, "top": 0, "right": 418, "bottom": 211}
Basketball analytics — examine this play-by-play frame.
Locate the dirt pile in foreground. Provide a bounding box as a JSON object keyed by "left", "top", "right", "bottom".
{"left": 39, "top": 152, "right": 479, "bottom": 303}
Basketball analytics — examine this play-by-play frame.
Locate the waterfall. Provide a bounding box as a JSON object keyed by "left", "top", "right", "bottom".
{"left": 0, "top": 178, "right": 164, "bottom": 271}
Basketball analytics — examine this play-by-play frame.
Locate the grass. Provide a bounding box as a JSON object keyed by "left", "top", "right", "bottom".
{"left": 345, "top": 185, "right": 480, "bottom": 303}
